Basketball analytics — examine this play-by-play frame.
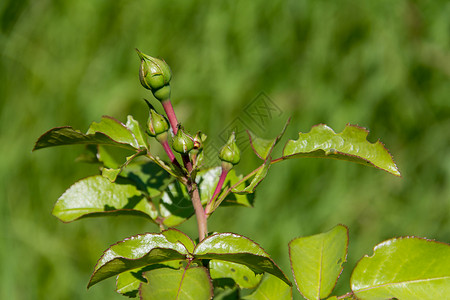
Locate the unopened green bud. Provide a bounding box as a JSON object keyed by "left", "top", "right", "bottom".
{"left": 219, "top": 132, "right": 240, "bottom": 165}
{"left": 193, "top": 131, "right": 206, "bottom": 151}
{"left": 147, "top": 108, "right": 169, "bottom": 138}
{"left": 136, "top": 49, "right": 172, "bottom": 101}
{"left": 172, "top": 126, "right": 194, "bottom": 154}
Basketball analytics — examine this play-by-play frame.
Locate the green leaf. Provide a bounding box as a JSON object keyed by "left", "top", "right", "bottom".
{"left": 116, "top": 262, "right": 184, "bottom": 298}
{"left": 121, "top": 161, "right": 173, "bottom": 199}
{"left": 194, "top": 233, "right": 291, "bottom": 286}
{"left": 101, "top": 152, "right": 145, "bottom": 182}
{"left": 289, "top": 225, "right": 349, "bottom": 300}
{"left": 102, "top": 167, "right": 122, "bottom": 182}
{"left": 161, "top": 228, "right": 196, "bottom": 254}
{"left": 88, "top": 231, "right": 189, "bottom": 288}
{"left": 242, "top": 274, "right": 292, "bottom": 300}
{"left": 87, "top": 116, "right": 142, "bottom": 149}
{"left": 282, "top": 124, "right": 401, "bottom": 176}
{"left": 351, "top": 237, "right": 450, "bottom": 299}
{"left": 159, "top": 180, "right": 194, "bottom": 227}
{"left": 33, "top": 126, "right": 136, "bottom": 151}
{"left": 160, "top": 167, "right": 255, "bottom": 227}
{"left": 210, "top": 260, "right": 263, "bottom": 289}
{"left": 52, "top": 175, "right": 158, "bottom": 223}
{"left": 125, "top": 115, "right": 147, "bottom": 149}
{"left": 248, "top": 118, "right": 290, "bottom": 160}
{"left": 139, "top": 266, "right": 213, "bottom": 300}
{"left": 232, "top": 159, "right": 271, "bottom": 194}
{"left": 33, "top": 116, "right": 148, "bottom": 151}
{"left": 97, "top": 145, "right": 121, "bottom": 168}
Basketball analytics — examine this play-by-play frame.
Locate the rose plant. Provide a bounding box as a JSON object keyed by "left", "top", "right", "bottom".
{"left": 33, "top": 50, "right": 450, "bottom": 299}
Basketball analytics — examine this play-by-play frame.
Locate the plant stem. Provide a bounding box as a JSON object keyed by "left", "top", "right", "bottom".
{"left": 161, "top": 99, "right": 179, "bottom": 134}
{"left": 337, "top": 292, "right": 354, "bottom": 299}
{"left": 189, "top": 182, "right": 208, "bottom": 241}
{"left": 205, "top": 167, "right": 229, "bottom": 215}
{"left": 160, "top": 139, "right": 177, "bottom": 163}
{"left": 161, "top": 98, "right": 206, "bottom": 239}
{"left": 182, "top": 154, "right": 193, "bottom": 173}
{"left": 209, "top": 164, "right": 264, "bottom": 214}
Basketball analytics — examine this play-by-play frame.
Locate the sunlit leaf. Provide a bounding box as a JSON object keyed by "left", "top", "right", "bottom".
{"left": 194, "top": 233, "right": 291, "bottom": 285}
{"left": 102, "top": 167, "right": 122, "bottom": 182}
{"left": 351, "top": 237, "right": 450, "bottom": 299}
{"left": 242, "top": 274, "right": 292, "bottom": 300}
{"left": 139, "top": 266, "right": 213, "bottom": 300}
{"left": 282, "top": 124, "right": 401, "bottom": 176}
{"left": 161, "top": 228, "right": 196, "bottom": 254}
{"left": 289, "top": 225, "right": 348, "bottom": 300}
{"left": 88, "top": 232, "right": 189, "bottom": 288}
{"left": 210, "top": 260, "right": 263, "bottom": 289}
{"left": 87, "top": 116, "right": 141, "bottom": 149}
{"left": 52, "top": 175, "right": 158, "bottom": 223}
{"left": 125, "top": 115, "right": 147, "bottom": 149}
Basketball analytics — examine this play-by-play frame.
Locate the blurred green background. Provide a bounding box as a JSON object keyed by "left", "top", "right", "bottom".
{"left": 1, "top": 0, "right": 449, "bottom": 299}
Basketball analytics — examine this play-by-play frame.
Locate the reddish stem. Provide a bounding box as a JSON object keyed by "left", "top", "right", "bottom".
{"left": 190, "top": 186, "right": 208, "bottom": 241}
{"left": 161, "top": 99, "right": 179, "bottom": 134}
{"left": 161, "top": 140, "right": 176, "bottom": 163}
{"left": 205, "top": 167, "right": 229, "bottom": 215}
{"left": 182, "top": 154, "right": 193, "bottom": 173}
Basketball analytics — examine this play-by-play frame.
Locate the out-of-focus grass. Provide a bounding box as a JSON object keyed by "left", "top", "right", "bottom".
{"left": 1, "top": 0, "right": 449, "bottom": 299}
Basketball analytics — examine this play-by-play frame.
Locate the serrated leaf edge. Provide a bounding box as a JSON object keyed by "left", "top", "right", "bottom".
{"left": 87, "top": 232, "right": 189, "bottom": 288}
{"left": 194, "top": 232, "right": 292, "bottom": 286}
{"left": 282, "top": 123, "right": 401, "bottom": 177}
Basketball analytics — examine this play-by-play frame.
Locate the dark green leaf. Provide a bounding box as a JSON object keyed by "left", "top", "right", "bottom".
{"left": 159, "top": 180, "right": 194, "bottom": 227}
{"left": 351, "top": 237, "right": 450, "bottom": 299}
{"left": 282, "top": 124, "right": 401, "bottom": 176}
{"left": 121, "top": 161, "right": 173, "bottom": 199}
{"left": 210, "top": 260, "right": 263, "bottom": 289}
{"left": 289, "top": 225, "right": 348, "bottom": 300}
{"left": 242, "top": 274, "right": 292, "bottom": 300}
{"left": 116, "top": 261, "right": 184, "bottom": 298}
{"left": 139, "top": 266, "right": 213, "bottom": 300}
{"left": 33, "top": 126, "right": 135, "bottom": 151}
{"left": 88, "top": 232, "right": 189, "bottom": 288}
{"left": 34, "top": 116, "right": 147, "bottom": 151}
{"left": 194, "top": 233, "right": 291, "bottom": 285}
{"left": 52, "top": 175, "right": 157, "bottom": 223}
